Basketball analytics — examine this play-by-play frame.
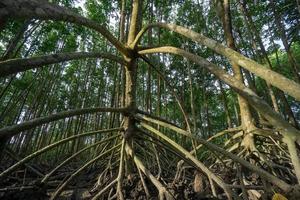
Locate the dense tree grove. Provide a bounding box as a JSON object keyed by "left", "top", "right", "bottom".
{"left": 0, "top": 0, "right": 300, "bottom": 199}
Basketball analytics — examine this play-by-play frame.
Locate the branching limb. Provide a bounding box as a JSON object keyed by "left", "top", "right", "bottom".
{"left": 145, "top": 121, "right": 291, "bottom": 192}
{"left": 0, "top": 107, "right": 127, "bottom": 139}
{"left": 0, "top": 0, "right": 129, "bottom": 56}
{"left": 91, "top": 158, "right": 120, "bottom": 194}
{"left": 268, "top": 136, "right": 290, "bottom": 157}
{"left": 134, "top": 23, "right": 300, "bottom": 101}
{"left": 0, "top": 52, "right": 125, "bottom": 77}
{"left": 137, "top": 129, "right": 197, "bottom": 169}
{"left": 136, "top": 114, "right": 194, "bottom": 138}
{"left": 136, "top": 112, "right": 241, "bottom": 156}
{"left": 224, "top": 131, "right": 243, "bottom": 147}
{"left": 136, "top": 113, "right": 239, "bottom": 166}
{"left": 192, "top": 128, "right": 242, "bottom": 153}
{"left": 151, "top": 138, "right": 162, "bottom": 179}
{"left": 0, "top": 129, "right": 121, "bottom": 179}
{"left": 137, "top": 109, "right": 181, "bottom": 130}
{"left": 137, "top": 110, "right": 294, "bottom": 192}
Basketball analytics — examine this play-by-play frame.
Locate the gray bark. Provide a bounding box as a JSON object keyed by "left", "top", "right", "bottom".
{"left": 0, "top": 52, "right": 125, "bottom": 77}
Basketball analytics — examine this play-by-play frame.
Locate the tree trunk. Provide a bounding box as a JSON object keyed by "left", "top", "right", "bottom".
{"left": 239, "top": 0, "right": 282, "bottom": 113}
{"left": 218, "top": 79, "right": 232, "bottom": 128}
{"left": 216, "top": 0, "right": 255, "bottom": 132}
{"left": 269, "top": 0, "right": 300, "bottom": 83}
{"left": 1, "top": 20, "right": 31, "bottom": 61}
{"left": 122, "top": 0, "right": 143, "bottom": 142}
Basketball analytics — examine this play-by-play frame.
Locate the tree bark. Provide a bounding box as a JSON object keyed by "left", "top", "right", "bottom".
{"left": 122, "top": 0, "right": 143, "bottom": 139}
{"left": 239, "top": 0, "right": 282, "bottom": 113}
{"left": 0, "top": 0, "right": 129, "bottom": 56}
{"left": 134, "top": 23, "right": 300, "bottom": 101}
{"left": 216, "top": 0, "right": 255, "bottom": 131}
{"left": 0, "top": 52, "right": 125, "bottom": 77}
{"left": 0, "top": 107, "right": 127, "bottom": 139}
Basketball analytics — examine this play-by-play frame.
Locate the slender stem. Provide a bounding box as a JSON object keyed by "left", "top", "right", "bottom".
{"left": 0, "top": 128, "right": 122, "bottom": 179}
{"left": 116, "top": 139, "right": 126, "bottom": 200}
{"left": 41, "top": 135, "right": 118, "bottom": 183}
{"left": 92, "top": 179, "right": 118, "bottom": 200}
{"left": 50, "top": 143, "right": 121, "bottom": 200}
{"left": 137, "top": 165, "right": 150, "bottom": 198}
{"left": 125, "top": 142, "right": 174, "bottom": 200}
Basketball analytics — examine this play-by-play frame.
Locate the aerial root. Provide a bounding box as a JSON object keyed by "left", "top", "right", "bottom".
{"left": 0, "top": 128, "right": 120, "bottom": 180}
{"left": 139, "top": 123, "right": 234, "bottom": 200}
{"left": 125, "top": 142, "right": 174, "bottom": 200}
{"left": 92, "top": 179, "right": 117, "bottom": 200}
{"left": 90, "top": 141, "right": 124, "bottom": 199}
{"left": 50, "top": 143, "right": 121, "bottom": 200}
{"left": 1, "top": 114, "right": 297, "bottom": 199}
{"left": 116, "top": 139, "right": 126, "bottom": 200}
{"left": 137, "top": 166, "right": 151, "bottom": 198}
{"left": 139, "top": 118, "right": 292, "bottom": 194}
{"left": 41, "top": 136, "right": 118, "bottom": 184}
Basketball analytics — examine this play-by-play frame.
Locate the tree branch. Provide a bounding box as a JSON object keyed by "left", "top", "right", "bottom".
{"left": 0, "top": 52, "right": 126, "bottom": 77}
{"left": 125, "top": 142, "right": 174, "bottom": 200}
{"left": 138, "top": 46, "right": 300, "bottom": 141}
{"left": 134, "top": 23, "right": 300, "bottom": 101}
{"left": 0, "top": 107, "right": 127, "bottom": 139}
{"left": 137, "top": 109, "right": 181, "bottom": 130}
{"left": 0, "top": 0, "right": 129, "bottom": 56}
{"left": 135, "top": 114, "right": 191, "bottom": 137}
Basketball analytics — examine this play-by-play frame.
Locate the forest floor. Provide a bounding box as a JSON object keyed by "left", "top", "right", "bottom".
{"left": 0, "top": 158, "right": 266, "bottom": 200}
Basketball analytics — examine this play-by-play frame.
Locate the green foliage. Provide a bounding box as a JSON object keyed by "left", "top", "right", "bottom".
{"left": 0, "top": 0, "right": 299, "bottom": 163}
